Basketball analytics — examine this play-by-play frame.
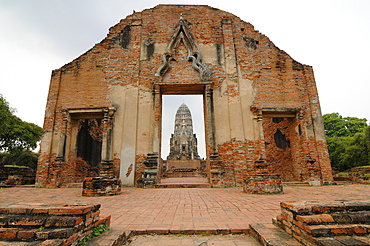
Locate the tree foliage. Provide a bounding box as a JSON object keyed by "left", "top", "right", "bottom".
{"left": 323, "top": 113, "right": 367, "bottom": 138}
{"left": 0, "top": 94, "right": 42, "bottom": 152}
{"left": 1, "top": 149, "right": 39, "bottom": 170}
{"left": 323, "top": 112, "right": 369, "bottom": 171}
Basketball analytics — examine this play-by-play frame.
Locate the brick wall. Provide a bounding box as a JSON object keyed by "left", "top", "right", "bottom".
{"left": 0, "top": 203, "right": 110, "bottom": 245}
{"left": 37, "top": 4, "right": 333, "bottom": 187}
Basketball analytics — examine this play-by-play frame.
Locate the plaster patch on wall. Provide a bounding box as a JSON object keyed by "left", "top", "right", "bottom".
{"left": 120, "top": 144, "right": 136, "bottom": 186}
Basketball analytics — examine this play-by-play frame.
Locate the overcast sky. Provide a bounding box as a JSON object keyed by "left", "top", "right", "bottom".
{"left": 1, "top": 0, "right": 369, "bottom": 158}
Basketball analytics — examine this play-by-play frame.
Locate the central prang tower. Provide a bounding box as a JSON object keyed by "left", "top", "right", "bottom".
{"left": 167, "top": 103, "right": 200, "bottom": 160}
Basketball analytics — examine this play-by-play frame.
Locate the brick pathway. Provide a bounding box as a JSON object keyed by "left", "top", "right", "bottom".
{"left": 127, "top": 234, "right": 260, "bottom": 246}
{"left": 1, "top": 184, "right": 370, "bottom": 235}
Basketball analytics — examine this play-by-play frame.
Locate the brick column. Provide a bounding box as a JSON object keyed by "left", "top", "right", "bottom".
{"left": 56, "top": 110, "right": 68, "bottom": 161}
{"left": 205, "top": 85, "right": 225, "bottom": 187}
{"left": 101, "top": 107, "right": 115, "bottom": 162}
{"left": 255, "top": 108, "right": 267, "bottom": 161}
{"left": 205, "top": 85, "right": 216, "bottom": 154}
{"left": 99, "top": 107, "right": 116, "bottom": 177}
{"left": 153, "top": 84, "right": 161, "bottom": 154}
{"left": 48, "top": 110, "right": 68, "bottom": 188}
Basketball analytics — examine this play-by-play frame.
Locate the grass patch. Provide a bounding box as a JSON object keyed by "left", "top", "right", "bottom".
{"left": 4, "top": 165, "right": 31, "bottom": 169}
{"left": 336, "top": 172, "right": 349, "bottom": 177}
{"left": 79, "top": 224, "right": 110, "bottom": 246}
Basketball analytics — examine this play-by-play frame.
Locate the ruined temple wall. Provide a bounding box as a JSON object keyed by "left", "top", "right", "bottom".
{"left": 207, "top": 11, "right": 332, "bottom": 184}
{"left": 37, "top": 5, "right": 332, "bottom": 187}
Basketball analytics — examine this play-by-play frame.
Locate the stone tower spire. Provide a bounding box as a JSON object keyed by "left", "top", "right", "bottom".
{"left": 167, "top": 103, "right": 200, "bottom": 160}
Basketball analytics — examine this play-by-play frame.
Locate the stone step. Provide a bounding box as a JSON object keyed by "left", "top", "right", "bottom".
{"left": 280, "top": 201, "right": 370, "bottom": 215}
{"left": 282, "top": 182, "right": 310, "bottom": 186}
{"left": 0, "top": 203, "right": 110, "bottom": 245}
{"left": 87, "top": 229, "right": 133, "bottom": 246}
{"left": 296, "top": 212, "right": 370, "bottom": 225}
{"left": 0, "top": 227, "right": 75, "bottom": 241}
{"left": 162, "top": 171, "right": 207, "bottom": 178}
{"left": 276, "top": 215, "right": 370, "bottom": 237}
{"left": 156, "top": 183, "right": 210, "bottom": 188}
{"left": 305, "top": 224, "right": 370, "bottom": 237}
{"left": 0, "top": 204, "right": 100, "bottom": 216}
{"left": 249, "top": 223, "right": 303, "bottom": 246}
{"left": 60, "top": 182, "right": 83, "bottom": 188}
{"left": 275, "top": 201, "right": 370, "bottom": 246}
{"left": 157, "top": 177, "right": 210, "bottom": 188}
{"left": 0, "top": 239, "right": 64, "bottom": 245}
{"left": 316, "top": 236, "right": 370, "bottom": 246}
{"left": 0, "top": 215, "right": 86, "bottom": 228}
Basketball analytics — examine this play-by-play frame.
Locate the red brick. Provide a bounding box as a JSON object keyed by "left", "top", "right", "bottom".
{"left": 32, "top": 207, "right": 50, "bottom": 214}
{"left": 48, "top": 207, "right": 84, "bottom": 215}
{"left": 44, "top": 216, "right": 83, "bottom": 227}
{"left": 38, "top": 239, "right": 64, "bottom": 246}
{"left": 327, "top": 224, "right": 354, "bottom": 235}
{"left": 17, "top": 229, "right": 37, "bottom": 239}
{"left": 61, "top": 233, "right": 79, "bottom": 246}
{"left": 296, "top": 214, "right": 334, "bottom": 224}
{"left": 0, "top": 228, "right": 18, "bottom": 240}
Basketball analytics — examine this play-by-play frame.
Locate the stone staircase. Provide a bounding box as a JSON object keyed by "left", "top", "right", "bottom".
{"left": 162, "top": 168, "right": 206, "bottom": 178}
{"left": 137, "top": 153, "right": 159, "bottom": 188}
{"left": 156, "top": 177, "right": 210, "bottom": 188}
{"left": 158, "top": 159, "right": 208, "bottom": 188}
{"left": 250, "top": 223, "right": 304, "bottom": 246}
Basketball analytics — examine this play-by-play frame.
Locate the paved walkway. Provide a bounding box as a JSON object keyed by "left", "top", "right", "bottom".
{"left": 1, "top": 184, "right": 370, "bottom": 235}
{"left": 126, "top": 234, "right": 260, "bottom": 246}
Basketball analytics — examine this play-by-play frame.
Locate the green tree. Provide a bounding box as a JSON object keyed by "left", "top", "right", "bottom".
{"left": 1, "top": 149, "right": 39, "bottom": 170}
{"left": 326, "top": 136, "right": 353, "bottom": 171}
{"left": 323, "top": 113, "right": 369, "bottom": 171}
{"left": 343, "top": 126, "right": 370, "bottom": 168}
{"left": 0, "top": 94, "right": 42, "bottom": 152}
{"left": 323, "top": 112, "right": 367, "bottom": 138}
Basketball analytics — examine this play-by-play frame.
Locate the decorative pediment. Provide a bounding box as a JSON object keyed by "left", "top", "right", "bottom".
{"left": 155, "top": 17, "right": 211, "bottom": 81}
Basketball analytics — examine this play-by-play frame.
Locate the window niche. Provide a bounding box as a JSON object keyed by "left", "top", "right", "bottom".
{"left": 67, "top": 107, "right": 116, "bottom": 180}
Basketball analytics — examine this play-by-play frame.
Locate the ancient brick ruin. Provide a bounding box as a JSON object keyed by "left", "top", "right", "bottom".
{"left": 273, "top": 201, "right": 370, "bottom": 245}
{"left": 0, "top": 203, "right": 110, "bottom": 245}
{"left": 36, "top": 5, "right": 333, "bottom": 188}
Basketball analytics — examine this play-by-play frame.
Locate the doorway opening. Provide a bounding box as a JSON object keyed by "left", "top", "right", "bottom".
{"left": 161, "top": 95, "right": 205, "bottom": 160}
{"left": 160, "top": 94, "right": 207, "bottom": 184}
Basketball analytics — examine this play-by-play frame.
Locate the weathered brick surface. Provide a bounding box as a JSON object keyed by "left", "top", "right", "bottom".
{"left": 82, "top": 177, "right": 121, "bottom": 196}
{"left": 0, "top": 203, "right": 110, "bottom": 245}
{"left": 243, "top": 174, "right": 283, "bottom": 194}
{"left": 296, "top": 214, "right": 335, "bottom": 224}
{"left": 0, "top": 228, "right": 17, "bottom": 240}
{"left": 275, "top": 201, "right": 370, "bottom": 246}
{"left": 36, "top": 4, "right": 333, "bottom": 188}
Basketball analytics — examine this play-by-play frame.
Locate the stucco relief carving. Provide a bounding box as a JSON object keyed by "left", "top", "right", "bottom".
{"left": 155, "top": 17, "right": 212, "bottom": 81}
